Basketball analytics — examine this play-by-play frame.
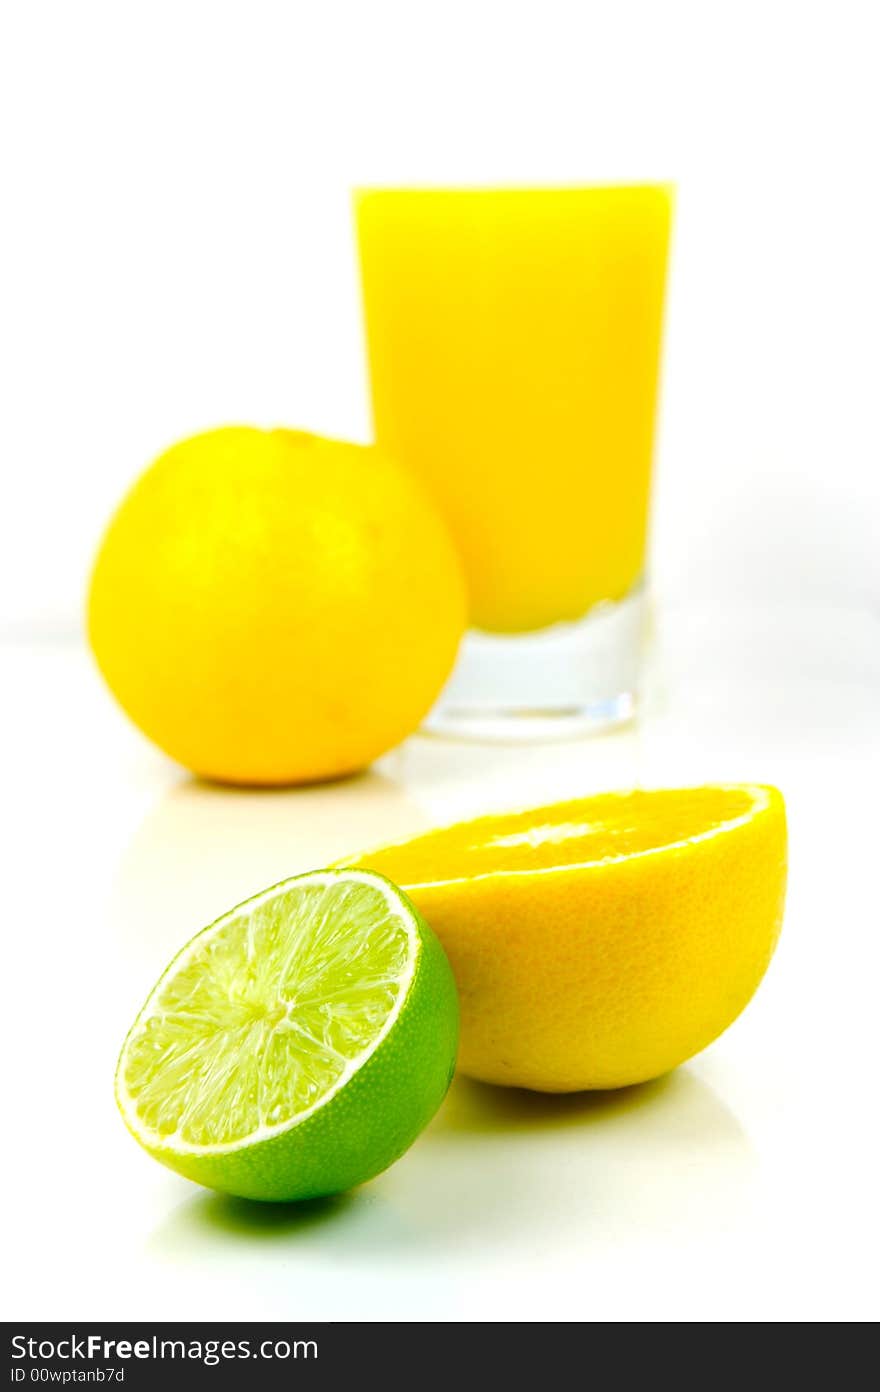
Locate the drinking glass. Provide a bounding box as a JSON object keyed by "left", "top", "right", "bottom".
{"left": 355, "top": 184, "right": 672, "bottom": 738}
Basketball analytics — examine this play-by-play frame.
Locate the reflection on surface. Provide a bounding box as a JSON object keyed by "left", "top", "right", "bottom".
{"left": 186, "top": 1192, "right": 357, "bottom": 1240}
{"left": 149, "top": 1065, "right": 753, "bottom": 1269}
{"left": 436, "top": 1072, "right": 677, "bottom": 1133}
{"left": 112, "top": 770, "right": 427, "bottom": 974}
{"left": 150, "top": 1185, "right": 404, "bottom": 1259}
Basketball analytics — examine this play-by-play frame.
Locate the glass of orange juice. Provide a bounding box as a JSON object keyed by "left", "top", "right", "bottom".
{"left": 355, "top": 185, "right": 673, "bottom": 738}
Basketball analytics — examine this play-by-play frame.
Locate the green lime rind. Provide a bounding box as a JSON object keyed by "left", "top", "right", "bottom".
{"left": 115, "top": 869, "right": 459, "bottom": 1202}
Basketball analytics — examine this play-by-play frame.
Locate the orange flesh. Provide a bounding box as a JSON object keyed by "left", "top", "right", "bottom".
{"left": 352, "top": 787, "right": 760, "bottom": 887}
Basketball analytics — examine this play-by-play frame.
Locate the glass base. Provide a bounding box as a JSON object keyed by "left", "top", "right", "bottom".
{"left": 424, "top": 585, "right": 647, "bottom": 742}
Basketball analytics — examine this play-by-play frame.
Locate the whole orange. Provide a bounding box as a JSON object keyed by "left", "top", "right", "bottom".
{"left": 88, "top": 427, "right": 466, "bottom": 784}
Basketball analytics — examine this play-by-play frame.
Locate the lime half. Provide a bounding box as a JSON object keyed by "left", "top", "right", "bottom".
{"left": 116, "top": 869, "right": 459, "bottom": 1201}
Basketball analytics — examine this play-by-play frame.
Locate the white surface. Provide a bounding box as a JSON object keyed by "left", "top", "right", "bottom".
{"left": 3, "top": 608, "right": 878, "bottom": 1322}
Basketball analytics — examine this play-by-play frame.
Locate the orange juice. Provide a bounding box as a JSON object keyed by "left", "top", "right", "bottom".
{"left": 356, "top": 186, "right": 672, "bottom": 635}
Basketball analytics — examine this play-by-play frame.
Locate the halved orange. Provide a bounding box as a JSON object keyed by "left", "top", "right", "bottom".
{"left": 344, "top": 785, "right": 787, "bottom": 1091}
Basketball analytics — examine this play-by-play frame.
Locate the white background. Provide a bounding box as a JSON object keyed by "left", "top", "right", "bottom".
{"left": 2, "top": 0, "right": 879, "bottom": 1324}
